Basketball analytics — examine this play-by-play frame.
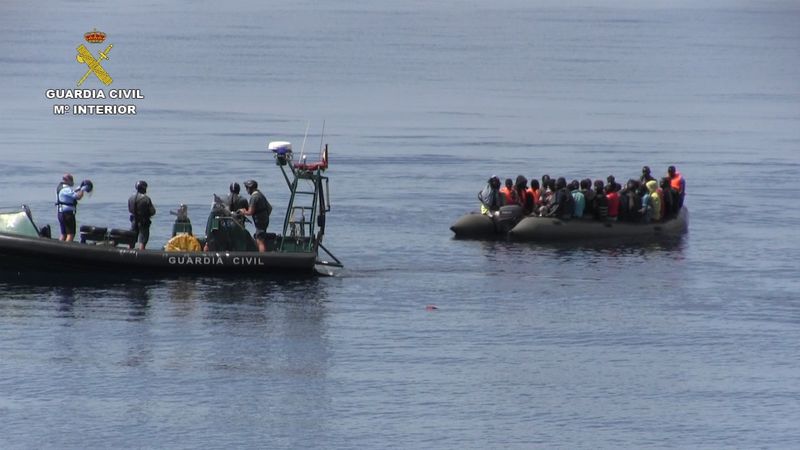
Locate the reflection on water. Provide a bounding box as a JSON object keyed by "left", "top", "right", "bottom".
{"left": 477, "top": 235, "right": 687, "bottom": 263}
{"left": 0, "top": 275, "right": 334, "bottom": 448}
{"left": 1, "top": 276, "right": 328, "bottom": 322}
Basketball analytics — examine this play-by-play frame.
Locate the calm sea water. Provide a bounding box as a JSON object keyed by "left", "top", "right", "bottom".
{"left": 1, "top": 1, "right": 799, "bottom": 448}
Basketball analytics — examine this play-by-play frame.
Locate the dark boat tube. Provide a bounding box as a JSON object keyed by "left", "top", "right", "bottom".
{"left": 450, "top": 205, "right": 525, "bottom": 239}
{"left": 0, "top": 232, "right": 316, "bottom": 275}
{"left": 508, "top": 207, "right": 689, "bottom": 242}
{"left": 450, "top": 213, "right": 496, "bottom": 238}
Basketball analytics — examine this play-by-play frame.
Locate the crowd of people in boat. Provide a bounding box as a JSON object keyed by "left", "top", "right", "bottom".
{"left": 55, "top": 174, "right": 273, "bottom": 251}
{"left": 478, "top": 165, "right": 686, "bottom": 223}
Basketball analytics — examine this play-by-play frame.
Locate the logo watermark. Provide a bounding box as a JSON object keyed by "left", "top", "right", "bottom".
{"left": 47, "top": 29, "right": 144, "bottom": 116}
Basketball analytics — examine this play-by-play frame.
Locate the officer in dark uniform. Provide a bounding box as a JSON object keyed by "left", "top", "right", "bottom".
{"left": 238, "top": 179, "right": 272, "bottom": 252}
{"left": 128, "top": 180, "right": 156, "bottom": 250}
{"left": 226, "top": 182, "right": 249, "bottom": 212}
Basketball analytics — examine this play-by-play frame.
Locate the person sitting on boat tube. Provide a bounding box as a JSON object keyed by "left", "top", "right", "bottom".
{"left": 666, "top": 165, "right": 686, "bottom": 209}
{"left": 499, "top": 178, "right": 515, "bottom": 205}
{"left": 640, "top": 179, "right": 663, "bottom": 223}
{"left": 238, "top": 179, "right": 272, "bottom": 252}
{"left": 55, "top": 173, "right": 85, "bottom": 242}
{"left": 478, "top": 176, "right": 504, "bottom": 215}
{"left": 128, "top": 180, "right": 156, "bottom": 250}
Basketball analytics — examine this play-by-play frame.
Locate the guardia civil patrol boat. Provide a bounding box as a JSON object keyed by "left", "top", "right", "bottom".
{"left": 0, "top": 141, "right": 342, "bottom": 278}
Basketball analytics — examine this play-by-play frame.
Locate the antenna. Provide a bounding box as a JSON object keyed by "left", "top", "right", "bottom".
{"left": 300, "top": 120, "right": 310, "bottom": 163}
{"left": 318, "top": 119, "right": 326, "bottom": 157}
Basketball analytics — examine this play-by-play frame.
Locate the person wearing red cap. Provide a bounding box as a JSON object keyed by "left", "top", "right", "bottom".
{"left": 55, "top": 173, "right": 85, "bottom": 241}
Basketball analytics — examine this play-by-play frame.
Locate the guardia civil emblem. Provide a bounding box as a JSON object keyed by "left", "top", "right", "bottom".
{"left": 76, "top": 29, "right": 113, "bottom": 86}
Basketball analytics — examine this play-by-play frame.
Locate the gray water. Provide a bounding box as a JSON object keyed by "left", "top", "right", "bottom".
{"left": 1, "top": 1, "right": 799, "bottom": 448}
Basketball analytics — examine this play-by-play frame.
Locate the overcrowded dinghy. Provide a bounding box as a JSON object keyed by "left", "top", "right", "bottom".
{"left": 451, "top": 205, "right": 688, "bottom": 242}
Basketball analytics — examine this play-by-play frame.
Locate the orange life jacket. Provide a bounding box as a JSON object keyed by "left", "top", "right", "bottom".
{"left": 527, "top": 188, "right": 540, "bottom": 206}
{"left": 670, "top": 173, "right": 684, "bottom": 193}
{"left": 499, "top": 187, "right": 514, "bottom": 204}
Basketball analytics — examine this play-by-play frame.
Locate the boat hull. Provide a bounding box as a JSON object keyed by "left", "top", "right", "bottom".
{"left": 508, "top": 207, "right": 688, "bottom": 242}
{"left": 451, "top": 207, "right": 688, "bottom": 242}
{"left": 0, "top": 232, "right": 317, "bottom": 277}
{"left": 449, "top": 213, "right": 497, "bottom": 238}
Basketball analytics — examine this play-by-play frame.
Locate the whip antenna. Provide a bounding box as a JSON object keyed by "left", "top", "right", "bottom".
{"left": 300, "top": 120, "right": 310, "bottom": 165}
{"left": 318, "top": 120, "right": 326, "bottom": 157}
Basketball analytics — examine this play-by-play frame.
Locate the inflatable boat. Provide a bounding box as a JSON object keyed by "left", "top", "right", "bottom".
{"left": 0, "top": 141, "right": 342, "bottom": 278}
{"left": 451, "top": 205, "right": 688, "bottom": 242}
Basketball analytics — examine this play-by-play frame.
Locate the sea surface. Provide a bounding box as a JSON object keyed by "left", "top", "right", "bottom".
{"left": 1, "top": 1, "right": 799, "bottom": 448}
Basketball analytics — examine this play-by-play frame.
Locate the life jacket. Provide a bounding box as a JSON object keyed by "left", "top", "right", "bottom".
{"left": 606, "top": 192, "right": 620, "bottom": 217}
{"left": 499, "top": 187, "right": 514, "bottom": 205}
{"left": 55, "top": 182, "right": 77, "bottom": 212}
{"left": 250, "top": 189, "right": 272, "bottom": 230}
{"left": 670, "top": 172, "right": 684, "bottom": 193}
{"left": 129, "top": 193, "right": 156, "bottom": 226}
{"left": 526, "top": 188, "right": 540, "bottom": 206}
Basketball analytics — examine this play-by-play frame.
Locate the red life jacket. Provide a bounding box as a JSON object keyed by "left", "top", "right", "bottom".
{"left": 606, "top": 191, "right": 620, "bottom": 217}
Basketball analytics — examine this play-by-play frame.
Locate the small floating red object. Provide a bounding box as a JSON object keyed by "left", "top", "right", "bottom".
{"left": 425, "top": 305, "right": 438, "bottom": 311}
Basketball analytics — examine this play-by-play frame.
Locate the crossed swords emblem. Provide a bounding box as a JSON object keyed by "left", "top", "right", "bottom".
{"left": 76, "top": 44, "right": 113, "bottom": 86}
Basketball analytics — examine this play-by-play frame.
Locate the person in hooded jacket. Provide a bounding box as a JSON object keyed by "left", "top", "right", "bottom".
{"left": 640, "top": 180, "right": 662, "bottom": 223}
{"left": 479, "top": 176, "right": 504, "bottom": 215}
{"left": 513, "top": 175, "right": 533, "bottom": 214}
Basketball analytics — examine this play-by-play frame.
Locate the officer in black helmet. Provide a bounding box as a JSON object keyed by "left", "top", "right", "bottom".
{"left": 128, "top": 180, "right": 156, "bottom": 250}
{"left": 238, "top": 179, "right": 272, "bottom": 252}
{"left": 226, "top": 182, "right": 248, "bottom": 212}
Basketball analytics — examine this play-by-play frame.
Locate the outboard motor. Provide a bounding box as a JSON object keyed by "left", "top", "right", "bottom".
{"left": 494, "top": 204, "right": 524, "bottom": 233}
{"left": 170, "top": 204, "right": 192, "bottom": 236}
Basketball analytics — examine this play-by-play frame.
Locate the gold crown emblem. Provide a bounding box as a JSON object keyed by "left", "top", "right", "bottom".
{"left": 84, "top": 29, "right": 106, "bottom": 44}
